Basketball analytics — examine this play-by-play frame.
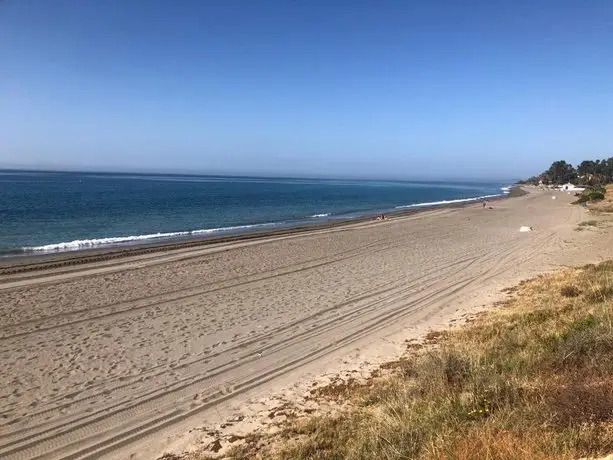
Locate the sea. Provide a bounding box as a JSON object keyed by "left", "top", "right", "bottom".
{"left": 0, "top": 171, "right": 512, "bottom": 255}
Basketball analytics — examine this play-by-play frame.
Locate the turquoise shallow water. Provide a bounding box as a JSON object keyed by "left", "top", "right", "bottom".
{"left": 0, "top": 171, "right": 509, "bottom": 253}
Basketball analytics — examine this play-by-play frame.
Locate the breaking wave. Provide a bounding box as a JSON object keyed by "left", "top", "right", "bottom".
{"left": 24, "top": 222, "right": 279, "bottom": 253}
{"left": 395, "top": 193, "right": 502, "bottom": 209}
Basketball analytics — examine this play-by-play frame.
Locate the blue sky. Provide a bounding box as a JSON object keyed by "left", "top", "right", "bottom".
{"left": 1, "top": 0, "right": 612, "bottom": 179}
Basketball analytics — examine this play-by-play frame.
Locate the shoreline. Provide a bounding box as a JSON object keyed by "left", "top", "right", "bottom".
{"left": 0, "top": 188, "right": 519, "bottom": 272}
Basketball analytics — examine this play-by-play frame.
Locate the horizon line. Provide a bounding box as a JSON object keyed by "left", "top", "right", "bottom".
{"left": 0, "top": 166, "right": 520, "bottom": 184}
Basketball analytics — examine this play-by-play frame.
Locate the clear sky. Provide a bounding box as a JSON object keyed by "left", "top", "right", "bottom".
{"left": 1, "top": 0, "right": 612, "bottom": 179}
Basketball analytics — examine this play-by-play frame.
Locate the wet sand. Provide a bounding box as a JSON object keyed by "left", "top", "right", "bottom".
{"left": 1, "top": 188, "right": 611, "bottom": 459}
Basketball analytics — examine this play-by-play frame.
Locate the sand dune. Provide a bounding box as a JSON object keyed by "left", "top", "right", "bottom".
{"left": 1, "top": 189, "right": 611, "bottom": 460}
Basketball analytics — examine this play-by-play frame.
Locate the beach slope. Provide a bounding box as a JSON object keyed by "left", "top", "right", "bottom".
{"left": 1, "top": 188, "right": 610, "bottom": 460}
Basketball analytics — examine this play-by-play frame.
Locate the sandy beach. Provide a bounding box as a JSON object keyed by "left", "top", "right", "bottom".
{"left": 2, "top": 188, "right": 612, "bottom": 460}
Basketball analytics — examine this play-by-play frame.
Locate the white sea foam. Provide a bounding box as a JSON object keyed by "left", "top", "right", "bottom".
{"left": 190, "top": 222, "right": 277, "bottom": 235}
{"left": 395, "top": 193, "right": 502, "bottom": 209}
{"left": 501, "top": 186, "right": 512, "bottom": 194}
{"left": 310, "top": 213, "right": 330, "bottom": 218}
{"left": 25, "top": 222, "right": 279, "bottom": 253}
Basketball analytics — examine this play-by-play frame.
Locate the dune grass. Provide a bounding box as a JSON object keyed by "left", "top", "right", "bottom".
{"left": 576, "top": 220, "right": 602, "bottom": 231}
{"left": 226, "top": 261, "right": 613, "bottom": 460}
{"left": 588, "top": 185, "right": 613, "bottom": 214}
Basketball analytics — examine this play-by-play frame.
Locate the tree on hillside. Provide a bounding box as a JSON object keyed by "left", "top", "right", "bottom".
{"left": 605, "top": 158, "right": 613, "bottom": 180}
{"left": 542, "top": 160, "right": 577, "bottom": 185}
{"left": 576, "top": 157, "right": 613, "bottom": 185}
{"left": 523, "top": 156, "right": 613, "bottom": 186}
{"left": 578, "top": 160, "right": 597, "bottom": 176}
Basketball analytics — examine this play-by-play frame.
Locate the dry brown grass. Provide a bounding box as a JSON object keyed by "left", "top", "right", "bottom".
{"left": 578, "top": 220, "right": 599, "bottom": 228}
{"left": 221, "top": 261, "right": 613, "bottom": 460}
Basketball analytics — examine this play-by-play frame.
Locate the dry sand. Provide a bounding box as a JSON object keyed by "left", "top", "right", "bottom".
{"left": 1, "top": 188, "right": 612, "bottom": 460}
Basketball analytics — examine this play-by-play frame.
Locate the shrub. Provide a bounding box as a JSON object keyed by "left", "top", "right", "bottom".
{"left": 561, "top": 285, "right": 581, "bottom": 297}
{"left": 574, "top": 187, "right": 606, "bottom": 204}
{"left": 587, "top": 190, "right": 605, "bottom": 201}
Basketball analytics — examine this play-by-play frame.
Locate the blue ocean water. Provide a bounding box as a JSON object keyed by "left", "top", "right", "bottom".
{"left": 0, "top": 171, "right": 510, "bottom": 253}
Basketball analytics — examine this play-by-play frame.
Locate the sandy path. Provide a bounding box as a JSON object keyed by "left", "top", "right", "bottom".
{"left": 1, "top": 189, "right": 610, "bottom": 460}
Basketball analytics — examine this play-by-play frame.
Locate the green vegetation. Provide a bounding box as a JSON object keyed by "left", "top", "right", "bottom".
{"left": 588, "top": 185, "right": 613, "bottom": 214}
{"left": 521, "top": 157, "right": 613, "bottom": 186}
{"left": 573, "top": 186, "right": 607, "bottom": 204}
{"left": 225, "top": 262, "right": 613, "bottom": 460}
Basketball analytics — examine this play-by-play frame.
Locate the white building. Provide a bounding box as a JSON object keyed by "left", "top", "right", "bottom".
{"left": 560, "top": 183, "right": 586, "bottom": 192}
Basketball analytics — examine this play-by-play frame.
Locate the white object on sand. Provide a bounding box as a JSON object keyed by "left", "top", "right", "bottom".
{"left": 519, "top": 226, "right": 533, "bottom": 232}
{"left": 552, "top": 196, "right": 556, "bottom": 199}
